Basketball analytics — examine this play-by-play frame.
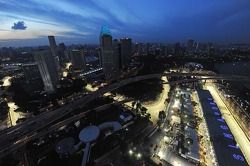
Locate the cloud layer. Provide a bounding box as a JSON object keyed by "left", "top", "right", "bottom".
{"left": 0, "top": 0, "right": 250, "bottom": 46}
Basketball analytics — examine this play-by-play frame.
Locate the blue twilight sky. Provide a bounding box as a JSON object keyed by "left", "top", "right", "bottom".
{"left": 0, "top": 0, "right": 250, "bottom": 47}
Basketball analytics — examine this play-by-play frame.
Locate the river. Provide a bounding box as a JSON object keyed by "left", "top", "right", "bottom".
{"left": 215, "top": 61, "right": 250, "bottom": 76}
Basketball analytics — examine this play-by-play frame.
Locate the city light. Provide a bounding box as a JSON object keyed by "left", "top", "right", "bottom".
{"left": 129, "top": 149, "right": 133, "bottom": 155}
{"left": 173, "top": 161, "right": 182, "bottom": 166}
{"left": 158, "top": 151, "right": 164, "bottom": 159}
{"left": 136, "top": 153, "right": 142, "bottom": 159}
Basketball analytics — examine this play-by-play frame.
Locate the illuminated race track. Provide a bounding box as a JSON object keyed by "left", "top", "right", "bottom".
{"left": 0, "top": 72, "right": 250, "bottom": 157}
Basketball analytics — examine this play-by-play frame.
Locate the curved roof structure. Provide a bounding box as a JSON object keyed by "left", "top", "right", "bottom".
{"left": 98, "top": 121, "right": 122, "bottom": 131}
{"left": 79, "top": 126, "right": 100, "bottom": 143}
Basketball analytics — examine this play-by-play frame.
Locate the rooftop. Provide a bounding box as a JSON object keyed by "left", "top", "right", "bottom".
{"left": 197, "top": 90, "right": 247, "bottom": 166}
{"left": 100, "top": 25, "right": 111, "bottom": 37}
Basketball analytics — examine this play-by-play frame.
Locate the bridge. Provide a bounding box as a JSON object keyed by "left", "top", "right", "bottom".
{"left": 0, "top": 72, "right": 249, "bottom": 158}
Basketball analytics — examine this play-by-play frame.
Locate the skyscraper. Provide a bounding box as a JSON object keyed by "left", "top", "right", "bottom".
{"left": 58, "top": 43, "right": 69, "bottom": 63}
{"left": 22, "top": 63, "right": 43, "bottom": 91}
{"left": 187, "top": 39, "right": 194, "bottom": 49}
{"left": 48, "top": 36, "right": 60, "bottom": 71}
{"left": 70, "top": 49, "right": 86, "bottom": 71}
{"left": 120, "top": 38, "right": 132, "bottom": 69}
{"left": 112, "top": 39, "right": 120, "bottom": 77}
{"left": 34, "top": 50, "right": 58, "bottom": 93}
{"left": 175, "top": 42, "right": 182, "bottom": 56}
{"left": 100, "top": 25, "right": 116, "bottom": 80}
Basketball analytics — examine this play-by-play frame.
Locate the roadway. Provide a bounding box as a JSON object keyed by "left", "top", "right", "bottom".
{"left": 0, "top": 72, "right": 249, "bottom": 158}
{"left": 0, "top": 99, "right": 132, "bottom": 158}
{"left": 143, "top": 75, "right": 170, "bottom": 123}
{"left": 206, "top": 84, "right": 250, "bottom": 164}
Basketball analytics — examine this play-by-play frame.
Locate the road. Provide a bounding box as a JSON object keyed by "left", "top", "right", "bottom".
{"left": 206, "top": 84, "right": 250, "bottom": 164}
{"left": 1, "top": 76, "right": 26, "bottom": 128}
{"left": 7, "top": 102, "right": 23, "bottom": 126}
{"left": 2, "top": 76, "right": 12, "bottom": 87}
{"left": 143, "top": 75, "right": 170, "bottom": 123}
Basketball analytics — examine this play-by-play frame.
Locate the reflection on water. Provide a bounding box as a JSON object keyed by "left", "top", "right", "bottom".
{"left": 215, "top": 61, "right": 250, "bottom": 76}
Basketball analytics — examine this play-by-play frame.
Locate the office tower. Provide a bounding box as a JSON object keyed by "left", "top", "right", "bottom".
{"left": 70, "top": 49, "right": 86, "bottom": 70}
{"left": 134, "top": 43, "right": 139, "bottom": 53}
{"left": 100, "top": 25, "right": 115, "bottom": 80}
{"left": 145, "top": 43, "right": 150, "bottom": 55}
{"left": 120, "top": 38, "right": 132, "bottom": 69}
{"left": 22, "top": 63, "right": 41, "bottom": 83}
{"left": 161, "top": 45, "right": 169, "bottom": 56}
{"left": 175, "top": 42, "right": 182, "bottom": 56}
{"left": 96, "top": 47, "right": 102, "bottom": 67}
{"left": 58, "top": 43, "right": 69, "bottom": 63}
{"left": 134, "top": 42, "right": 143, "bottom": 55}
{"left": 22, "top": 63, "right": 43, "bottom": 91}
{"left": 187, "top": 39, "right": 194, "bottom": 50}
{"left": 112, "top": 39, "right": 120, "bottom": 77}
{"left": 34, "top": 50, "right": 58, "bottom": 93}
{"left": 48, "top": 36, "right": 60, "bottom": 71}
{"left": 206, "top": 42, "right": 215, "bottom": 56}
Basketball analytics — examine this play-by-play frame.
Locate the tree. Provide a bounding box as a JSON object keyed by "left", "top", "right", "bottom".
{"left": 158, "top": 111, "right": 166, "bottom": 122}
{"left": 140, "top": 107, "right": 148, "bottom": 116}
{"left": 132, "top": 101, "right": 136, "bottom": 109}
{"left": 192, "top": 101, "right": 197, "bottom": 107}
{"left": 136, "top": 102, "right": 142, "bottom": 110}
{"left": 145, "top": 113, "right": 151, "bottom": 120}
{"left": 1, "top": 93, "right": 7, "bottom": 99}
{"left": 157, "top": 120, "right": 162, "bottom": 126}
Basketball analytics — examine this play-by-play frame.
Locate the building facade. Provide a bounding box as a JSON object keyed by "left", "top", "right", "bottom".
{"left": 34, "top": 50, "right": 58, "bottom": 93}
{"left": 48, "top": 36, "right": 60, "bottom": 71}
{"left": 70, "top": 49, "right": 86, "bottom": 71}
{"left": 22, "top": 63, "right": 43, "bottom": 92}
{"left": 120, "top": 38, "right": 132, "bottom": 69}
{"left": 100, "top": 26, "right": 117, "bottom": 80}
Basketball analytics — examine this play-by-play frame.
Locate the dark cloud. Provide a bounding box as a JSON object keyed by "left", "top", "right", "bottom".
{"left": 11, "top": 21, "right": 27, "bottom": 30}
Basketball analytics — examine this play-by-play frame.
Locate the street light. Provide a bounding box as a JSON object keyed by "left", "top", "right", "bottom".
{"left": 137, "top": 153, "right": 142, "bottom": 159}
{"left": 128, "top": 149, "right": 133, "bottom": 155}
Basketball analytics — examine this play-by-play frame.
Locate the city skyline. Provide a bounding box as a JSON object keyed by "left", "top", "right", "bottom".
{"left": 1, "top": 0, "right": 250, "bottom": 47}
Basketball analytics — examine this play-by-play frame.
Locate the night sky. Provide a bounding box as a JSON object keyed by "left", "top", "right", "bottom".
{"left": 1, "top": 0, "right": 250, "bottom": 47}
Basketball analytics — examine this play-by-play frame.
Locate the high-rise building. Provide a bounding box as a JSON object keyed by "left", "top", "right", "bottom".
{"left": 120, "top": 38, "right": 132, "bottom": 69}
{"left": 100, "top": 25, "right": 116, "bottom": 80}
{"left": 70, "top": 49, "right": 86, "bottom": 70}
{"left": 112, "top": 39, "right": 120, "bottom": 77}
{"left": 58, "top": 43, "right": 69, "bottom": 63}
{"left": 34, "top": 50, "right": 58, "bottom": 93}
{"left": 48, "top": 36, "right": 60, "bottom": 71}
{"left": 22, "top": 63, "right": 43, "bottom": 91}
{"left": 145, "top": 43, "right": 150, "bottom": 55}
{"left": 187, "top": 39, "right": 194, "bottom": 50}
{"left": 175, "top": 42, "right": 182, "bottom": 56}
{"left": 134, "top": 42, "right": 143, "bottom": 55}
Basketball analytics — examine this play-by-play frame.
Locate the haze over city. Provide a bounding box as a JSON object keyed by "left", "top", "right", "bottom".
{"left": 1, "top": 0, "right": 250, "bottom": 46}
